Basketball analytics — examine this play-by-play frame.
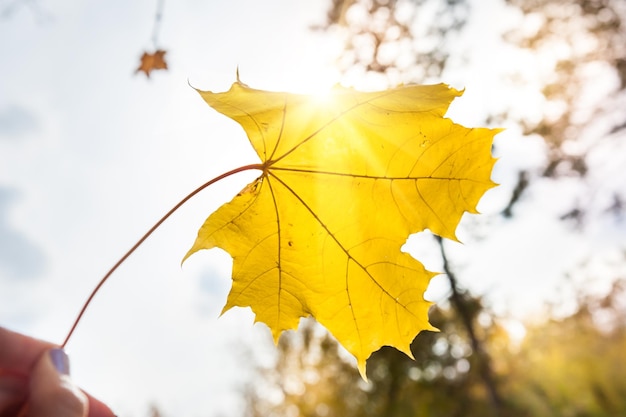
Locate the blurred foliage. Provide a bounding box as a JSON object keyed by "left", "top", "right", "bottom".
{"left": 506, "top": 0, "right": 626, "bottom": 157}
{"left": 245, "top": 296, "right": 506, "bottom": 417}
{"left": 315, "top": 0, "right": 470, "bottom": 84}
{"left": 503, "top": 0, "right": 626, "bottom": 222}
{"left": 246, "top": 278, "right": 626, "bottom": 417}
{"left": 500, "top": 279, "right": 626, "bottom": 416}
{"left": 245, "top": 0, "right": 626, "bottom": 416}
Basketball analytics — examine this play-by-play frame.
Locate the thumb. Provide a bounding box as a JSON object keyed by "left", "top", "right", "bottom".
{"left": 28, "top": 349, "right": 88, "bottom": 417}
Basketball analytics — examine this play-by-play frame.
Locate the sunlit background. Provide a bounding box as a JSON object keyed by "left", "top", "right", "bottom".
{"left": 1, "top": 0, "right": 625, "bottom": 416}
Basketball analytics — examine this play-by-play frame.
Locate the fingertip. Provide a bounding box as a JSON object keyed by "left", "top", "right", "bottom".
{"left": 86, "top": 394, "right": 117, "bottom": 417}
{"left": 29, "top": 349, "right": 88, "bottom": 417}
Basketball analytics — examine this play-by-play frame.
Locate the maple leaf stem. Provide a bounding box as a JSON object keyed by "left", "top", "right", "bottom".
{"left": 61, "top": 163, "right": 264, "bottom": 348}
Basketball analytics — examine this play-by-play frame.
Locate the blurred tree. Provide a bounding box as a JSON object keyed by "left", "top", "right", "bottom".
{"left": 502, "top": 0, "right": 626, "bottom": 220}
{"left": 246, "top": 297, "right": 518, "bottom": 417}
{"left": 246, "top": 0, "right": 626, "bottom": 416}
{"left": 246, "top": 278, "right": 626, "bottom": 417}
{"left": 500, "top": 279, "right": 626, "bottom": 416}
{"left": 314, "top": 0, "right": 471, "bottom": 86}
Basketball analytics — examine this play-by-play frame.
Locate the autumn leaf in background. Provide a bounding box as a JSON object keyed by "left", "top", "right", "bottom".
{"left": 135, "top": 49, "right": 168, "bottom": 78}
{"left": 184, "top": 80, "right": 500, "bottom": 376}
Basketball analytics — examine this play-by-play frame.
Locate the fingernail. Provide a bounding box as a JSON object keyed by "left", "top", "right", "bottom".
{"left": 49, "top": 349, "right": 70, "bottom": 375}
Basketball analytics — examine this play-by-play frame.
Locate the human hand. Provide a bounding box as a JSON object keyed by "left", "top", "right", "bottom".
{"left": 0, "top": 327, "right": 115, "bottom": 417}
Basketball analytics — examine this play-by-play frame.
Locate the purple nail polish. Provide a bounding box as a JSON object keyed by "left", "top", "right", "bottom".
{"left": 49, "top": 348, "right": 70, "bottom": 375}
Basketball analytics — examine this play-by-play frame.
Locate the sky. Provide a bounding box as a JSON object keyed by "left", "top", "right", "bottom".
{"left": 1, "top": 0, "right": 625, "bottom": 416}
{"left": 0, "top": 1, "right": 341, "bottom": 416}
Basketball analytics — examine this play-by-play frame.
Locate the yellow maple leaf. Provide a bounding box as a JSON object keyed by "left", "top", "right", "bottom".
{"left": 184, "top": 80, "right": 499, "bottom": 376}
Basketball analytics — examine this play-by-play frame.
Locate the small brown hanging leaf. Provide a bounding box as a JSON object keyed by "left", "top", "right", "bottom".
{"left": 135, "top": 49, "right": 168, "bottom": 78}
